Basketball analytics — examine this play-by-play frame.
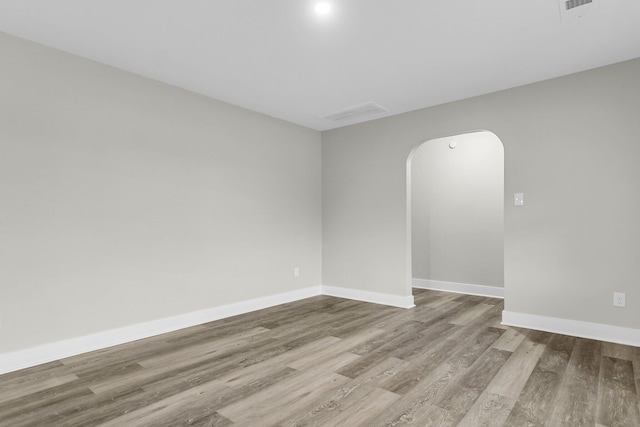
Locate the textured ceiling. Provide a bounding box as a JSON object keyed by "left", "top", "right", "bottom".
{"left": 1, "top": 0, "right": 639, "bottom": 130}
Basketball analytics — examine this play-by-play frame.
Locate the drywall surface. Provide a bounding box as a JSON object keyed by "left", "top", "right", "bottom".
{"left": 0, "top": 33, "right": 322, "bottom": 353}
{"left": 411, "top": 132, "right": 503, "bottom": 286}
{"left": 323, "top": 57, "right": 640, "bottom": 329}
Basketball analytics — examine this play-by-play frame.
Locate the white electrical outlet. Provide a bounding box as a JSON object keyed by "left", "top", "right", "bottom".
{"left": 514, "top": 193, "right": 524, "bottom": 206}
{"left": 294, "top": 267, "right": 300, "bottom": 277}
{"left": 613, "top": 292, "right": 626, "bottom": 308}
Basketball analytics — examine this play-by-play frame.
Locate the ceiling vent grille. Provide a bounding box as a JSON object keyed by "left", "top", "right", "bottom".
{"left": 559, "top": 0, "right": 596, "bottom": 21}
{"left": 565, "top": 0, "right": 592, "bottom": 10}
{"left": 321, "top": 102, "right": 389, "bottom": 124}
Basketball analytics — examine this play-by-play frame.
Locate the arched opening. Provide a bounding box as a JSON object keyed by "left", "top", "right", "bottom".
{"left": 406, "top": 131, "right": 504, "bottom": 299}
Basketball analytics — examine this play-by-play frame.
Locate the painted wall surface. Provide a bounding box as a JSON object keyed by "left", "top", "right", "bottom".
{"left": 323, "top": 58, "right": 640, "bottom": 329}
{"left": 0, "top": 33, "right": 322, "bottom": 353}
{"left": 411, "top": 132, "right": 503, "bottom": 287}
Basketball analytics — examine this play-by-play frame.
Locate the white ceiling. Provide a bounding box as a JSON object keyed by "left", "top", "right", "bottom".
{"left": 1, "top": 0, "right": 639, "bottom": 131}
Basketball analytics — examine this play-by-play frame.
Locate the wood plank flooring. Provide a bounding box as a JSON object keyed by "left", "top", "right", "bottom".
{"left": 1, "top": 289, "right": 639, "bottom": 426}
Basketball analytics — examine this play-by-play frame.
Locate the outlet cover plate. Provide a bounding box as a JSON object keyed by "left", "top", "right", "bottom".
{"left": 613, "top": 292, "right": 626, "bottom": 308}
{"left": 514, "top": 193, "right": 524, "bottom": 206}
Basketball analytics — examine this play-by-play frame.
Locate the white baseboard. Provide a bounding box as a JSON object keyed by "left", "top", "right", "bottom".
{"left": 0, "top": 285, "right": 419, "bottom": 375}
{"left": 502, "top": 310, "right": 640, "bottom": 347}
{"left": 412, "top": 278, "right": 504, "bottom": 299}
{"left": 322, "top": 285, "right": 415, "bottom": 308}
{"left": 0, "top": 286, "right": 322, "bottom": 376}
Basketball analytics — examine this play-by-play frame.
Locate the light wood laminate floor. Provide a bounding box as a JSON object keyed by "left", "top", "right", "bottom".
{"left": 1, "top": 289, "right": 639, "bottom": 426}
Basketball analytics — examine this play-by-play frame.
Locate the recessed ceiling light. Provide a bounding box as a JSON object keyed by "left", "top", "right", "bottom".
{"left": 314, "top": 2, "right": 331, "bottom": 15}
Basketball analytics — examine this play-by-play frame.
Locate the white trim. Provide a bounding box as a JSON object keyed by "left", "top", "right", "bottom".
{"left": 502, "top": 310, "right": 640, "bottom": 347}
{"left": 322, "top": 285, "right": 415, "bottom": 308}
{"left": 0, "top": 286, "right": 322, "bottom": 376}
{"left": 0, "top": 285, "right": 419, "bottom": 375}
{"left": 412, "top": 278, "right": 504, "bottom": 299}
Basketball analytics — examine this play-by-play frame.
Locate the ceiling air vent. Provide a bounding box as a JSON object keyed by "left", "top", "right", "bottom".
{"left": 565, "top": 0, "right": 592, "bottom": 10}
{"left": 321, "top": 102, "right": 389, "bottom": 124}
{"left": 559, "top": 0, "right": 596, "bottom": 20}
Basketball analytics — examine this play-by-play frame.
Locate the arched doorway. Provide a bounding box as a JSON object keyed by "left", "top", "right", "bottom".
{"left": 406, "top": 131, "right": 504, "bottom": 298}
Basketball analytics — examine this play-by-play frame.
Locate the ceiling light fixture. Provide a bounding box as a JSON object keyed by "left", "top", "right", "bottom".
{"left": 314, "top": 2, "right": 331, "bottom": 15}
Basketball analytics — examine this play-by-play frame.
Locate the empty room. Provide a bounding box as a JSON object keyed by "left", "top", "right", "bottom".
{"left": 1, "top": 1, "right": 639, "bottom": 426}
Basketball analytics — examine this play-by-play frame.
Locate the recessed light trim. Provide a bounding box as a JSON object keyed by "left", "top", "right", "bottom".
{"left": 314, "top": 2, "right": 331, "bottom": 15}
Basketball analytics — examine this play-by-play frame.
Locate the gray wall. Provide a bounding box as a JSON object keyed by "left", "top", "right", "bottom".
{"left": 411, "top": 131, "right": 503, "bottom": 287}
{"left": 0, "top": 33, "right": 322, "bottom": 353}
{"left": 323, "top": 58, "right": 640, "bottom": 329}
{"left": 2, "top": 29, "right": 639, "bottom": 357}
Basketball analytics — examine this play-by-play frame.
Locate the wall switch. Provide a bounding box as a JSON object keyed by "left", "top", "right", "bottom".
{"left": 613, "top": 292, "right": 626, "bottom": 308}
{"left": 514, "top": 193, "right": 524, "bottom": 206}
{"left": 294, "top": 267, "right": 300, "bottom": 277}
